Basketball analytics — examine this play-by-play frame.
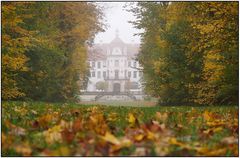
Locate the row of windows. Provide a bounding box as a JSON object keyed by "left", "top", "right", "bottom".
{"left": 91, "top": 60, "right": 138, "bottom": 68}
{"left": 90, "top": 71, "right": 143, "bottom": 79}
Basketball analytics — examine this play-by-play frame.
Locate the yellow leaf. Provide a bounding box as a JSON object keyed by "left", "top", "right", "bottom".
{"left": 203, "top": 148, "right": 227, "bottom": 156}
{"left": 146, "top": 130, "right": 155, "bottom": 140}
{"left": 155, "top": 112, "right": 168, "bottom": 123}
{"left": 52, "top": 146, "right": 70, "bottom": 156}
{"left": 134, "top": 134, "right": 144, "bottom": 141}
{"left": 169, "top": 137, "right": 191, "bottom": 150}
{"left": 206, "top": 120, "right": 225, "bottom": 127}
{"left": 43, "top": 125, "right": 62, "bottom": 144}
{"left": 169, "top": 137, "right": 184, "bottom": 146}
{"left": 213, "top": 127, "right": 223, "bottom": 133}
{"left": 128, "top": 113, "right": 136, "bottom": 125}
{"left": 203, "top": 111, "right": 211, "bottom": 121}
{"left": 100, "top": 131, "right": 120, "bottom": 145}
{"left": 110, "top": 138, "right": 132, "bottom": 153}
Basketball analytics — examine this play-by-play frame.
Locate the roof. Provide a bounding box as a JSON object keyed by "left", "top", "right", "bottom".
{"left": 87, "top": 35, "right": 140, "bottom": 61}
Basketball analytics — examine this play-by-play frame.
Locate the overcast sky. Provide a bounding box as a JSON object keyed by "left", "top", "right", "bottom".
{"left": 94, "top": 2, "right": 143, "bottom": 44}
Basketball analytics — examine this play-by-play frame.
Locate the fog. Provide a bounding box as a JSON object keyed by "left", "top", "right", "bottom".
{"left": 81, "top": 2, "right": 146, "bottom": 102}
{"left": 94, "top": 2, "right": 143, "bottom": 44}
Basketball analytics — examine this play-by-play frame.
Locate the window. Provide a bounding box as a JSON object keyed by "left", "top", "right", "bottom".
{"left": 128, "top": 61, "right": 131, "bottom": 67}
{"left": 92, "top": 61, "right": 95, "bottom": 68}
{"left": 115, "top": 60, "right": 119, "bottom": 67}
{"left": 115, "top": 70, "right": 119, "bottom": 79}
{"left": 133, "top": 71, "right": 137, "bottom": 78}
{"left": 92, "top": 71, "right": 95, "bottom": 77}
{"left": 97, "top": 71, "right": 101, "bottom": 78}
{"left": 97, "top": 62, "right": 101, "bottom": 68}
{"left": 103, "top": 61, "right": 106, "bottom": 67}
{"left": 103, "top": 71, "right": 106, "bottom": 78}
{"left": 128, "top": 71, "right": 131, "bottom": 78}
{"left": 134, "top": 61, "right": 137, "bottom": 67}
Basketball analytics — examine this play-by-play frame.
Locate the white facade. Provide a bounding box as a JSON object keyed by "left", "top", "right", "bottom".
{"left": 86, "top": 35, "right": 143, "bottom": 93}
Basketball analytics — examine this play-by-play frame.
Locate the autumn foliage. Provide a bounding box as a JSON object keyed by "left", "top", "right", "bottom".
{"left": 2, "top": 102, "right": 238, "bottom": 156}
{"left": 2, "top": 2, "right": 104, "bottom": 101}
{"left": 129, "top": 2, "right": 238, "bottom": 105}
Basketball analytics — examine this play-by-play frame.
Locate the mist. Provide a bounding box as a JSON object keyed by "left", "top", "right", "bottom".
{"left": 94, "top": 2, "right": 143, "bottom": 44}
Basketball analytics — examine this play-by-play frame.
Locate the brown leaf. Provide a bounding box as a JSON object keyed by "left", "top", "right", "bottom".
{"left": 61, "top": 128, "right": 75, "bottom": 144}
{"left": 73, "top": 118, "right": 82, "bottom": 132}
{"left": 221, "top": 136, "right": 238, "bottom": 145}
{"left": 38, "top": 114, "right": 54, "bottom": 129}
{"left": 14, "top": 142, "right": 32, "bottom": 156}
{"left": 32, "top": 120, "right": 39, "bottom": 129}
{"left": 132, "top": 147, "right": 148, "bottom": 156}
{"left": 71, "top": 109, "right": 80, "bottom": 117}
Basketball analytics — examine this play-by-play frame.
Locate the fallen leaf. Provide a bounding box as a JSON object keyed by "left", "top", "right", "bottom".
{"left": 203, "top": 111, "right": 211, "bottom": 121}
{"left": 221, "top": 136, "right": 238, "bottom": 145}
{"left": 146, "top": 130, "right": 156, "bottom": 140}
{"left": 134, "top": 133, "right": 144, "bottom": 141}
{"left": 132, "top": 147, "right": 147, "bottom": 156}
{"left": 10, "top": 126, "right": 26, "bottom": 136}
{"left": 72, "top": 118, "right": 82, "bottom": 132}
{"left": 156, "top": 112, "right": 168, "bottom": 123}
{"left": 43, "top": 125, "right": 62, "bottom": 144}
{"left": 61, "top": 128, "right": 75, "bottom": 144}
{"left": 100, "top": 131, "right": 120, "bottom": 145}
{"left": 14, "top": 142, "right": 32, "bottom": 156}
{"left": 128, "top": 113, "right": 136, "bottom": 126}
{"left": 52, "top": 146, "right": 70, "bottom": 156}
{"left": 110, "top": 138, "right": 132, "bottom": 153}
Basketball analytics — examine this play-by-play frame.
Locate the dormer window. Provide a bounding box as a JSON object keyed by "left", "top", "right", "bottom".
{"left": 112, "top": 47, "right": 122, "bottom": 55}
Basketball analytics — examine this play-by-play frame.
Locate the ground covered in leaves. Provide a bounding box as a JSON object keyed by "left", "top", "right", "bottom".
{"left": 2, "top": 101, "right": 238, "bottom": 156}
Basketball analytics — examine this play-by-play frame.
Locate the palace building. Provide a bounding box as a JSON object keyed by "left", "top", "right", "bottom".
{"left": 80, "top": 31, "right": 144, "bottom": 101}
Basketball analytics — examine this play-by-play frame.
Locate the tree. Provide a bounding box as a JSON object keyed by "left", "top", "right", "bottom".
{"left": 2, "top": 2, "right": 105, "bottom": 101}
{"left": 129, "top": 2, "right": 238, "bottom": 105}
{"left": 2, "top": 2, "right": 35, "bottom": 99}
{"left": 96, "top": 81, "right": 108, "bottom": 91}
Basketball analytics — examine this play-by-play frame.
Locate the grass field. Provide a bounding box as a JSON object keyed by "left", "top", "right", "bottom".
{"left": 78, "top": 100, "right": 157, "bottom": 107}
{"left": 2, "top": 101, "right": 238, "bottom": 156}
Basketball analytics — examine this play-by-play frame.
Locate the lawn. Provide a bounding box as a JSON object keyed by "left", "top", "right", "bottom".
{"left": 2, "top": 101, "right": 238, "bottom": 156}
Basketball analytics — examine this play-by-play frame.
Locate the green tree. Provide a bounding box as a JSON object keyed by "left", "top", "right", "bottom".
{"left": 2, "top": 2, "right": 105, "bottom": 102}
{"left": 96, "top": 81, "right": 108, "bottom": 91}
{"left": 129, "top": 2, "right": 238, "bottom": 105}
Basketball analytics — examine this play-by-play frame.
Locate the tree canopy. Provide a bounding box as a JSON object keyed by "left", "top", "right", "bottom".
{"left": 129, "top": 2, "right": 238, "bottom": 105}
{"left": 2, "top": 2, "right": 104, "bottom": 101}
